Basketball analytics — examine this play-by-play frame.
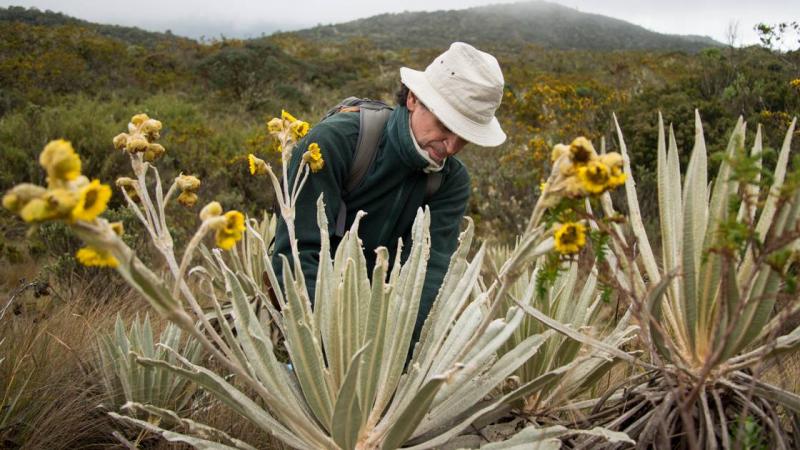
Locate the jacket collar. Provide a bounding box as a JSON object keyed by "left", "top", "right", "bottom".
{"left": 388, "top": 106, "right": 432, "bottom": 172}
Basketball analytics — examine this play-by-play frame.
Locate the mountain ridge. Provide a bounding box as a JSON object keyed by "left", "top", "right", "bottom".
{"left": 0, "top": 5, "right": 194, "bottom": 48}
{"left": 293, "top": 1, "right": 721, "bottom": 52}
{"left": 0, "top": 2, "right": 722, "bottom": 52}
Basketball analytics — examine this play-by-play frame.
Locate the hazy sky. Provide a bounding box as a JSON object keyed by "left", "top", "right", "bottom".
{"left": 3, "top": 0, "right": 799, "bottom": 48}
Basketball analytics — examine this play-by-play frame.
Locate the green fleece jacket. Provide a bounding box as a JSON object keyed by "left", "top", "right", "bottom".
{"left": 272, "top": 106, "right": 470, "bottom": 341}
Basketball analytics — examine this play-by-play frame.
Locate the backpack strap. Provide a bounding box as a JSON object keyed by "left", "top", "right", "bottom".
{"left": 335, "top": 103, "right": 392, "bottom": 237}
{"left": 322, "top": 96, "right": 361, "bottom": 120}
{"left": 345, "top": 106, "right": 392, "bottom": 192}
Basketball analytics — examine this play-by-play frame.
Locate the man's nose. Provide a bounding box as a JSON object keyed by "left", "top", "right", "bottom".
{"left": 444, "top": 134, "right": 466, "bottom": 155}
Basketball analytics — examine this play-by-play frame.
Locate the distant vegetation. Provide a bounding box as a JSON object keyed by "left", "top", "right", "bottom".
{"left": 0, "top": 5, "right": 797, "bottom": 238}
{"left": 0, "top": 5, "right": 191, "bottom": 47}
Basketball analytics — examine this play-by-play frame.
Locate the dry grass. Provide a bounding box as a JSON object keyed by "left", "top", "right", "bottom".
{"left": 0, "top": 260, "right": 292, "bottom": 449}
{"left": 0, "top": 260, "right": 39, "bottom": 294}
{"left": 0, "top": 260, "right": 42, "bottom": 315}
{"left": 0, "top": 268, "right": 149, "bottom": 449}
{"left": 761, "top": 352, "right": 800, "bottom": 396}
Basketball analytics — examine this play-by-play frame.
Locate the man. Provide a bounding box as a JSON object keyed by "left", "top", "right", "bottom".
{"left": 272, "top": 42, "right": 506, "bottom": 342}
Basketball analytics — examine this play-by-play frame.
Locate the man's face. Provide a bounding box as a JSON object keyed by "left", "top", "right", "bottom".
{"left": 406, "top": 92, "right": 468, "bottom": 164}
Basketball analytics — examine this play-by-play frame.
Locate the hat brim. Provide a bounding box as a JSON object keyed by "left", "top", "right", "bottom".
{"left": 400, "top": 67, "right": 506, "bottom": 147}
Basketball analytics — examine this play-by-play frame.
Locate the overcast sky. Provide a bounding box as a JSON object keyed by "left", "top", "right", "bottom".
{"left": 3, "top": 0, "right": 799, "bottom": 48}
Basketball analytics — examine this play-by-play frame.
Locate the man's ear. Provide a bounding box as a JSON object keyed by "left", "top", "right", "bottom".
{"left": 406, "top": 90, "right": 418, "bottom": 111}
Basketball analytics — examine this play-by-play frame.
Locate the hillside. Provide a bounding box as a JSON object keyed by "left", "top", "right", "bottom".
{"left": 294, "top": 1, "right": 721, "bottom": 52}
{"left": 0, "top": 5, "right": 193, "bottom": 48}
{"left": 0, "top": 5, "right": 796, "bottom": 237}
{"left": 1, "top": 3, "right": 721, "bottom": 53}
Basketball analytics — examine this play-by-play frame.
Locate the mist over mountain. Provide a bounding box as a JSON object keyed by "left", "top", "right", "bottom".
{"left": 294, "top": 1, "right": 721, "bottom": 51}
{"left": 1, "top": 2, "right": 720, "bottom": 52}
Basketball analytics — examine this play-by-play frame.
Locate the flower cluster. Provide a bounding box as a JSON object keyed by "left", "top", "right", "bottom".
{"left": 175, "top": 173, "right": 201, "bottom": 207}
{"left": 76, "top": 246, "right": 119, "bottom": 268}
{"left": 252, "top": 109, "right": 324, "bottom": 176}
{"left": 113, "top": 113, "right": 166, "bottom": 162}
{"left": 3, "top": 140, "right": 111, "bottom": 225}
{"left": 791, "top": 78, "right": 800, "bottom": 90}
{"left": 199, "top": 201, "right": 246, "bottom": 250}
{"left": 553, "top": 222, "right": 586, "bottom": 255}
{"left": 548, "top": 137, "right": 626, "bottom": 198}
{"left": 267, "top": 109, "right": 310, "bottom": 152}
{"left": 76, "top": 218, "right": 125, "bottom": 268}
{"left": 2, "top": 140, "right": 118, "bottom": 266}
{"left": 248, "top": 154, "right": 269, "bottom": 175}
{"left": 116, "top": 177, "right": 139, "bottom": 202}
{"left": 302, "top": 142, "right": 324, "bottom": 173}
{"left": 537, "top": 137, "right": 627, "bottom": 256}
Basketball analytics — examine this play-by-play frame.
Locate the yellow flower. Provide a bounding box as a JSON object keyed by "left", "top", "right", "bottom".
{"left": 608, "top": 170, "right": 627, "bottom": 189}
{"left": 563, "top": 175, "right": 587, "bottom": 198}
{"left": 3, "top": 184, "right": 47, "bottom": 213}
{"left": 131, "top": 113, "right": 150, "bottom": 126}
{"left": 599, "top": 153, "right": 626, "bottom": 188}
{"left": 577, "top": 160, "right": 611, "bottom": 195}
{"left": 199, "top": 201, "right": 223, "bottom": 221}
{"left": 302, "top": 142, "right": 325, "bottom": 172}
{"left": 598, "top": 152, "right": 622, "bottom": 168}
{"left": 248, "top": 154, "right": 269, "bottom": 175}
{"left": 116, "top": 177, "right": 139, "bottom": 202}
{"left": 791, "top": 79, "right": 800, "bottom": 89}
{"left": 19, "top": 189, "right": 76, "bottom": 223}
{"left": 48, "top": 188, "right": 79, "bottom": 215}
{"left": 127, "top": 136, "right": 149, "bottom": 153}
{"left": 113, "top": 133, "right": 129, "bottom": 150}
{"left": 216, "top": 234, "right": 238, "bottom": 250}
{"left": 3, "top": 193, "right": 21, "bottom": 211}
{"left": 290, "top": 120, "right": 310, "bottom": 140}
{"left": 144, "top": 143, "right": 166, "bottom": 162}
{"left": 569, "top": 137, "right": 596, "bottom": 166}
{"left": 214, "top": 210, "right": 245, "bottom": 250}
{"left": 71, "top": 180, "right": 112, "bottom": 222}
{"left": 281, "top": 110, "right": 298, "bottom": 124}
{"left": 177, "top": 191, "right": 198, "bottom": 207}
{"left": 176, "top": 174, "right": 201, "bottom": 192}
{"left": 76, "top": 246, "right": 119, "bottom": 268}
{"left": 110, "top": 221, "right": 125, "bottom": 236}
{"left": 39, "top": 139, "right": 81, "bottom": 183}
{"left": 20, "top": 198, "right": 54, "bottom": 223}
{"left": 554, "top": 222, "right": 587, "bottom": 255}
{"left": 224, "top": 210, "right": 244, "bottom": 229}
{"left": 141, "top": 119, "right": 162, "bottom": 140}
{"left": 267, "top": 117, "right": 284, "bottom": 134}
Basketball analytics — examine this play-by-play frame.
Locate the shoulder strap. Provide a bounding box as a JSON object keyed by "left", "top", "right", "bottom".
{"left": 335, "top": 102, "right": 392, "bottom": 237}
{"left": 345, "top": 106, "right": 392, "bottom": 193}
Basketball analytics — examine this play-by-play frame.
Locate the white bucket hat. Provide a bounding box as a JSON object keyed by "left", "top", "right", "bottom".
{"left": 400, "top": 42, "right": 506, "bottom": 147}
